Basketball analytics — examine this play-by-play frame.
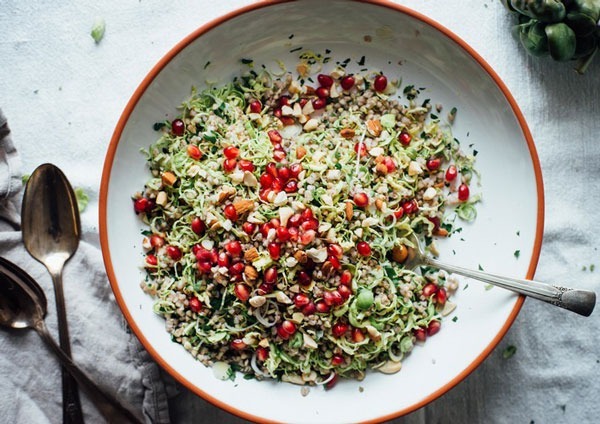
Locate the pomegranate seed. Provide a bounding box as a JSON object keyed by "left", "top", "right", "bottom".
{"left": 268, "top": 130, "right": 283, "bottom": 144}
{"left": 332, "top": 355, "right": 345, "bottom": 366}
{"left": 312, "top": 98, "right": 326, "bottom": 110}
{"left": 414, "top": 328, "right": 427, "bottom": 342}
{"left": 427, "top": 320, "right": 441, "bottom": 336}
{"left": 277, "top": 326, "right": 291, "bottom": 339}
{"left": 234, "top": 284, "right": 250, "bottom": 302}
{"left": 260, "top": 223, "right": 273, "bottom": 238}
{"left": 266, "top": 162, "right": 278, "bottom": 178}
{"left": 166, "top": 245, "right": 182, "bottom": 261}
{"left": 458, "top": 183, "right": 470, "bottom": 201}
{"left": 384, "top": 157, "right": 396, "bottom": 173}
{"left": 337, "top": 284, "right": 352, "bottom": 299}
{"left": 373, "top": 75, "right": 387, "bottom": 92}
{"left": 353, "top": 192, "right": 369, "bottom": 208}
{"left": 300, "top": 230, "right": 316, "bottom": 245}
{"left": 325, "top": 373, "right": 338, "bottom": 390}
{"left": 256, "top": 347, "right": 269, "bottom": 361}
{"left": 445, "top": 165, "right": 458, "bottom": 182}
{"left": 315, "top": 300, "right": 330, "bottom": 313}
{"left": 191, "top": 217, "right": 206, "bottom": 236}
{"left": 194, "top": 248, "right": 213, "bottom": 262}
{"left": 328, "top": 256, "right": 341, "bottom": 270}
{"left": 317, "top": 73, "right": 334, "bottom": 88}
{"left": 435, "top": 287, "right": 447, "bottom": 306}
{"left": 273, "top": 108, "right": 282, "bottom": 118}
{"left": 278, "top": 95, "right": 291, "bottom": 107}
{"left": 341, "top": 75, "right": 355, "bottom": 90}
{"left": 145, "top": 254, "right": 157, "bottom": 266}
{"left": 268, "top": 242, "right": 281, "bottom": 260}
{"left": 242, "top": 222, "right": 255, "bottom": 234}
{"left": 284, "top": 180, "right": 298, "bottom": 193}
{"left": 289, "top": 163, "right": 303, "bottom": 178}
{"left": 257, "top": 283, "right": 274, "bottom": 295}
{"left": 302, "top": 302, "right": 317, "bottom": 315}
{"left": 210, "top": 249, "right": 218, "bottom": 264}
{"left": 197, "top": 261, "right": 212, "bottom": 273}
{"left": 217, "top": 252, "right": 230, "bottom": 267}
{"left": 259, "top": 188, "right": 272, "bottom": 202}
{"left": 278, "top": 166, "right": 291, "bottom": 181}
{"left": 133, "top": 197, "right": 153, "bottom": 214}
{"left": 354, "top": 142, "right": 368, "bottom": 157}
{"left": 238, "top": 159, "right": 255, "bottom": 172}
{"left": 316, "top": 87, "right": 330, "bottom": 99}
{"left": 229, "top": 262, "right": 245, "bottom": 275}
{"left": 297, "top": 270, "right": 311, "bottom": 286}
{"left": 188, "top": 297, "right": 202, "bottom": 313}
{"left": 332, "top": 322, "right": 348, "bottom": 338}
{"left": 288, "top": 214, "right": 302, "bottom": 227}
{"left": 187, "top": 145, "right": 202, "bottom": 160}
{"left": 301, "top": 208, "right": 314, "bottom": 221}
{"left": 276, "top": 226, "right": 290, "bottom": 242}
{"left": 323, "top": 290, "right": 343, "bottom": 306}
{"left": 402, "top": 199, "right": 418, "bottom": 215}
{"left": 352, "top": 328, "right": 365, "bottom": 343}
{"left": 288, "top": 226, "right": 299, "bottom": 241}
{"left": 281, "top": 320, "right": 297, "bottom": 335}
{"left": 224, "top": 146, "right": 239, "bottom": 159}
{"left": 230, "top": 339, "right": 247, "bottom": 350}
{"left": 340, "top": 270, "right": 352, "bottom": 286}
{"left": 273, "top": 150, "right": 286, "bottom": 162}
{"left": 224, "top": 204, "right": 238, "bottom": 221}
{"left": 171, "top": 119, "right": 185, "bottom": 136}
{"left": 260, "top": 173, "right": 274, "bottom": 188}
{"left": 327, "top": 243, "right": 343, "bottom": 259}
{"left": 422, "top": 282, "right": 439, "bottom": 298}
{"left": 427, "top": 216, "right": 441, "bottom": 232}
{"left": 249, "top": 99, "right": 262, "bottom": 113}
{"left": 270, "top": 218, "right": 281, "bottom": 228}
{"left": 225, "top": 240, "right": 242, "bottom": 257}
{"left": 426, "top": 157, "right": 442, "bottom": 171}
{"left": 264, "top": 267, "right": 278, "bottom": 284}
{"left": 399, "top": 131, "right": 412, "bottom": 146}
{"left": 393, "top": 208, "right": 404, "bottom": 220}
{"left": 300, "top": 218, "right": 318, "bottom": 232}
{"left": 223, "top": 158, "right": 237, "bottom": 172}
{"left": 357, "top": 241, "right": 371, "bottom": 257}
{"left": 280, "top": 116, "right": 295, "bottom": 126}
{"left": 150, "top": 235, "right": 164, "bottom": 248}
{"left": 294, "top": 293, "right": 310, "bottom": 308}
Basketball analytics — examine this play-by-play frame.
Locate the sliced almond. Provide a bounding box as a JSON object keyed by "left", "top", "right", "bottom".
{"left": 345, "top": 201, "right": 354, "bottom": 220}
{"left": 296, "top": 146, "right": 307, "bottom": 159}
{"left": 366, "top": 119, "right": 382, "bottom": 137}
{"left": 340, "top": 128, "right": 355, "bottom": 139}
{"left": 155, "top": 191, "right": 168, "bottom": 206}
{"left": 233, "top": 199, "right": 255, "bottom": 216}
{"left": 375, "top": 198, "right": 384, "bottom": 211}
{"left": 303, "top": 118, "right": 319, "bottom": 132}
{"left": 377, "top": 360, "right": 402, "bottom": 374}
{"left": 294, "top": 250, "right": 307, "bottom": 264}
{"left": 244, "top": 247, "right": 260, "bottom": 262}
{"left": 375, "top": 163, "right": 388, "bottom": 175}
{"left": 297, "top": 63, "right": 309, "bottom": 77}
{"left": 243, "top": 172, "right": 258, "bottom": 187}
{"left": 161, "top": 171, "right": 177, "bottom": 186}
{"left": 217, "top": 186, "right": 236, "bottom": 204}
{"left": 244, "top": 265, "right": 259, "bottom": 281}
{"left": 434, "top": 227, "right": 449, "bottom": 237}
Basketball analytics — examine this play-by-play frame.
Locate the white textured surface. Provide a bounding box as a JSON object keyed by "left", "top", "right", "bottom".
{"left": 1, "top": 0, "right": 599, "bottom": 423}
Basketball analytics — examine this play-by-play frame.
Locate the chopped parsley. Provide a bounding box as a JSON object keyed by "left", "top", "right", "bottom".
{"left": 514, "top": 250, "right": 520, "bottom": 259}
{"left": 502, "top": 345, "right": 517, "bottom": 359}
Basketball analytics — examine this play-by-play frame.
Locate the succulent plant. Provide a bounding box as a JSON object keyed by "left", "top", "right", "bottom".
{"left": 502, "top": 0, "right": 600, "bottom": 73}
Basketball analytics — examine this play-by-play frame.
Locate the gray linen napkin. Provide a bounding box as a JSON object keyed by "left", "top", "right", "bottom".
{"left": 0, "top": 109, "right": 172, "bottom": 424}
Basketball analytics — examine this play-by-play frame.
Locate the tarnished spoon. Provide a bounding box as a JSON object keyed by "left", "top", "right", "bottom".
{"left": 0, "top": 256, "right": 143, "bottom": 424}
{"left": 400, "top": 234, "right": 596, "bottom": 316}
{"left": 21, "top": 163, "right": 83, "bottom": 423}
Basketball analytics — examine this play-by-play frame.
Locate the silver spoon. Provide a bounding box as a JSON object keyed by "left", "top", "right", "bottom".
{"left": 21, "top": 163, "right": 84, "bottom": 423}
{"left": 0, "top": 256, "right": 143, "bottom": 424}
{"left": 399, "top": 234, "right": 596, "bottom": 316}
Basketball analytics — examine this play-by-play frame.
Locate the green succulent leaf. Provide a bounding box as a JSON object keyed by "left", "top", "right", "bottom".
{"left": 569, "top": 0, "right": 600, "bottom": 22}
{"left": 511, "top": 0, "right": 567, "bottom": 22}
{"left": 545, "top": 22, "right": 577, "bottom": 61}
{"left": 524, "top": 21, "right": 550, "bottom": 56}
{"left": 565, "top": 11, "right": 598, "bottom": 37}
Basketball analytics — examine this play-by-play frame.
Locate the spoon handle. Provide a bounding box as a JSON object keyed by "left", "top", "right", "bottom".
{"left": 425, "top": 258, "right": 596, "bottom": 316}
{"left": 49, "top": 268, "right": 84, "bottom": 424}
{"left": 34, "top": 320, "right": 144, "bottom": 424}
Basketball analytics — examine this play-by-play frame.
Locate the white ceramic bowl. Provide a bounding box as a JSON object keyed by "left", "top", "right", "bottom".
{"left": 100, "top": 1, "right": 544, "bottom": 422}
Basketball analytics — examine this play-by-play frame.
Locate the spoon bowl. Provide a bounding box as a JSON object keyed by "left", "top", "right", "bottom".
{"left": 0, "top": 256, "right": 143, "bottom": 424}
{"left": 403, "top": 233, "right": 596, "bottom": 317}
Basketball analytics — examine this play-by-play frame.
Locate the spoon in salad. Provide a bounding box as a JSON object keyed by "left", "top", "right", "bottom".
{"left": 0, "top": 256, "right": 143, "bottom": 424}
{"left": 21, "top": 163, "right": 83, "bottom": 423}
{"left": 398, "top": 234, "right": 596, "bottom": 316}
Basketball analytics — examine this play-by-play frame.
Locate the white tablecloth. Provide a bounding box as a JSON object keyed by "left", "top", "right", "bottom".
{"left": 1, "top": 1, "right": 598, "bottom": 423}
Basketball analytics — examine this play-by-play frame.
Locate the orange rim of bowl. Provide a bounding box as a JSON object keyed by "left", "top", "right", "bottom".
{"left": 99, "top": 1, "right": 545, "bottom": 422}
